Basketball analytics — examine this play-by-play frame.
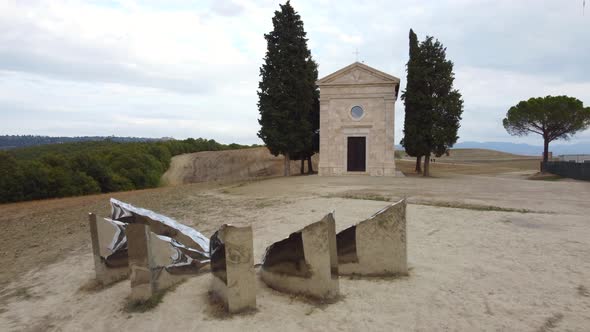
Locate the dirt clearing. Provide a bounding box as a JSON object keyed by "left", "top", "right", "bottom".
{"left": 1, "top": 169, "right": 589, "bottom": 331}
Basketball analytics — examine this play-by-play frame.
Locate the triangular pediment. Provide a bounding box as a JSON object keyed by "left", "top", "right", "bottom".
{"left": 317, "top": 62, "right": 400, "bottom": 86}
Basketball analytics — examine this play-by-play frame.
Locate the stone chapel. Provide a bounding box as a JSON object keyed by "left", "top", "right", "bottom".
{"left": 317, "top": 62, "right": 400, "bottom": 176}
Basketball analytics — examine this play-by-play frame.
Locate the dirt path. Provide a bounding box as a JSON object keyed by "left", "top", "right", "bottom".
{"left": 1, "top": 173, "right": 589, "bottom": 331}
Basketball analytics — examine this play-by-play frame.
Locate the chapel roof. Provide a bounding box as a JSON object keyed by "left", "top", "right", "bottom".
{"left": 317, "top": 62, "right": 400, "bottom": 86}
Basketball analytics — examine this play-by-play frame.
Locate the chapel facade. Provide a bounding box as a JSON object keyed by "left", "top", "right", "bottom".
{"left": 317, "top": 62, "right": 400, "bottom": 176}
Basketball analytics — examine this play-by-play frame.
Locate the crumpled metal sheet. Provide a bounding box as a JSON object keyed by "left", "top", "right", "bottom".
{"left": 152, "top": 234, "right": 210, "bottom": 274}
{"left": 107, "top": 198, "right": 211, "bottom": 272}
{"left": 110, "top": 198, "right": 209, "bottom": 255}
{"left": 100, "top": 218, "right": 128, "bottom": 267}
{"left": 103, "top": 218, "right": 127, "bottom": 254}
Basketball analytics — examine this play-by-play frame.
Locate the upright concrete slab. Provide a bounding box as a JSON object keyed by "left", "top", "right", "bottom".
{"left": 126, "top": 223, "right": 189, "bottom": 302}
{"left": 337, "top": 199, "right": 407, "bottom": 276}
{"left": 88, "top": 213, "right": 129, "bottom": 285}
{"left": 210, "top": 224, "right": 256, "bottom": 313}
{"left": 260, "top": 213, "right": 339, "bottom": 300}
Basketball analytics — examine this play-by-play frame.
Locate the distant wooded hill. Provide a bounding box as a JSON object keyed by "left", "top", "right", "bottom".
{"left": 0, "top": 135, "right": 172, "bottom": 150}
{"left": 0, "top": 138, "right": 253, "bottom": 204}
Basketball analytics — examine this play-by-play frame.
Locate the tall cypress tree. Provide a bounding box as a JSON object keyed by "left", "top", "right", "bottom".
{"left": 302, "top": 58, "right": 320, "bottom": 174}
{"left": 401, "top": 30, "right": 464, "bottom": 177}
{"left": 419, "top": 36, "right": 464, "bottom": 176}
{"left": 292, "top": 57, "right": 320, "bottom": 175}
{"left": 307, "top": 75, "right": 320, "bottom": 173}
{"left": 400, "top": 29, "right": 428, "bottom": 173}
{"left": 258, "top": 1, "right": 315, "bottom": 176}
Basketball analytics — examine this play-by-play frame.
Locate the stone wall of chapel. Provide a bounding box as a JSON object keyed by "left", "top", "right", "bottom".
{"left": 318, "top": 85, "right": 396, "bottom": 176}
{"left": 317, "top": 63, "right": 398, "bottom": 177}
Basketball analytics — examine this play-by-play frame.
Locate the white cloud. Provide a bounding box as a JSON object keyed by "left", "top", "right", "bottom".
{"left": 211, "top": 0, "right": 245, "bottom": 16}
{"left": 0, "top": 0, "right": 589, "bottom": 145}
{"left": 394, "top": 66, "right": 590, "bottom": 145}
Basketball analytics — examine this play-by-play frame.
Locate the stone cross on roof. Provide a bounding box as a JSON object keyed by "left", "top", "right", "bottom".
{"left": 353, "top": 48, "right": 360, "bottom": 62}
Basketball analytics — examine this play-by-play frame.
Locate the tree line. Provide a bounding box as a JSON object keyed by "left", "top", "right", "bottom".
{"left": 0, "top": 135, "right": 167, "bottom": 150}
{"left": 0, "top": 138, "right": 251, "bottom": 204}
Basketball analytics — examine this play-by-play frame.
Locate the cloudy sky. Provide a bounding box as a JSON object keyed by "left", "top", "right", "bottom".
{"left": 0, "top": 0, "right": 589, "bottom": 145}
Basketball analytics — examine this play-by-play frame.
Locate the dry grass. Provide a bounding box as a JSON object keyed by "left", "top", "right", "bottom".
{"left": 124, "top": 282, "right": 184, "bottom": 313}
{"left": 204, "top": 290, "right": 258, "bottom": 319}
{"left": 124, "top": 292, "right": 167, "bottom": 313}
{"left": 396, "top": 158, "right": 540, "bottom": 176}
{"left": 341, "top": 268, "right": 412, "bottom": 281}
{"left": 77, "top": 278, "right": 126, "bottom": 293}
{"left": 254, "top": 199, "right": 278, "bottom": 209}
{"left": 336, "top": 193, "right": 392, "bottom": 202}
{"left": 412, "top": 200, "right": 549, "bottom": 214}
{"left": 329, "top": 191, "right": 546, "bottom": 214}
{"left": 77, "top": 279, "right": 104, "bottom": 293}
{"left": 396, "top": 149, "right": 540, "bottom": 177}
{"left": 537, "top": 313, "right": 564, "bottom": 332}
{"left": 528, "top": 173, "right": 563, "bottom": 181}
{"left": 281, "top": 290, "right": 344, "bottom": 308}
{"left": 438, "top": 148, "right": 529, "bottom": 160}
{"left": 0, "top": 286, "right": 37, "bottom": 302}
{"left": 204, "top": 290, "right": 230, "bottom": 319}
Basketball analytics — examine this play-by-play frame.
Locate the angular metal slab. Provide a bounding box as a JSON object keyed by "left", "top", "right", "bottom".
{"left": 88, "top": 213, "right": 129, "bottom": 286}
{"left": 336, "top": 199, "right": 407, "bottom": 276}
{"left": 260, "top": 213, "right": 339, "bottom": 300}
{"left": 126, "top": 224, "right": 193, "bottom": 302}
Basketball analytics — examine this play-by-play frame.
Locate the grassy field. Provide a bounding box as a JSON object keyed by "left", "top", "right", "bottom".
{"left": 431, "top": 148, "right": 535, "bottom": 160}
{"left": 396, "top": 148, "right": 541, "bottom": 176}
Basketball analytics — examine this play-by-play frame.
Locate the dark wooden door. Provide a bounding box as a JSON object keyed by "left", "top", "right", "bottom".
{"left": 347, "top": 137, "right": 366, "bottom": 172}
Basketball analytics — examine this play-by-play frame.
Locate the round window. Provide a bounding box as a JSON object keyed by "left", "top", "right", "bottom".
{"left": 351, "top": 106, "right": 364, "bottom": 119}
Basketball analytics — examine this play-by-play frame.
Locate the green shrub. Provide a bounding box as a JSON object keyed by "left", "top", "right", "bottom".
{"left": 0, "top": 138, "right": 253, "bottom": 203}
